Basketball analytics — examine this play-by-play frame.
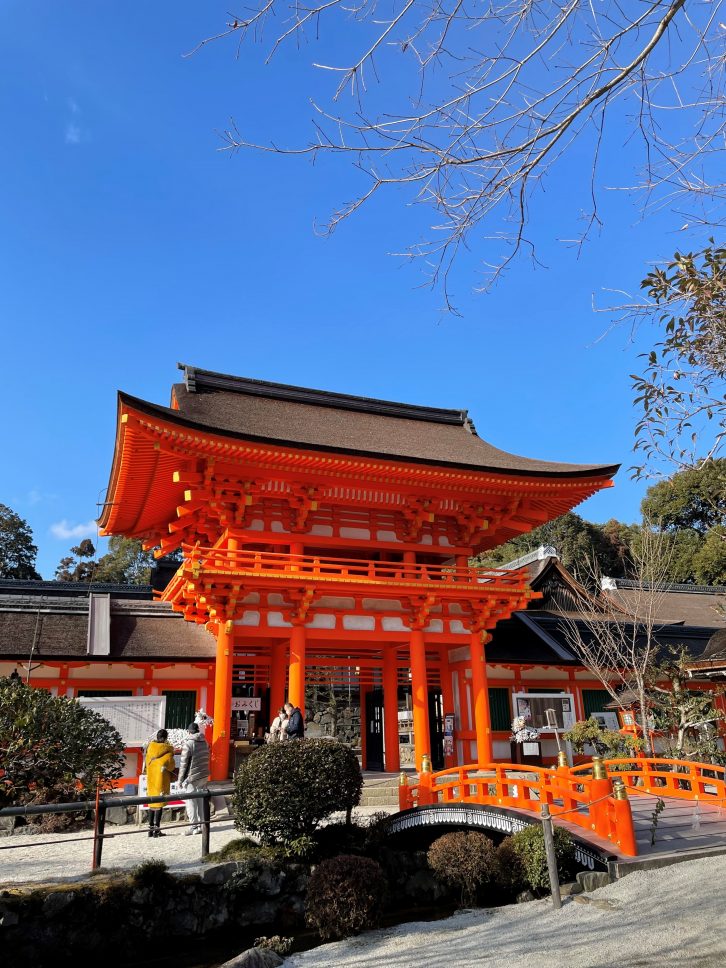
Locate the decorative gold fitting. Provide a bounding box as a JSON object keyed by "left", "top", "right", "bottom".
{"left": 613, "top": 779, "right": 628, "bottom": 801}
{"left": 224, "top": 620, "right": 234, "bottom": 635}
{"left": 421, "top": 754, "right": 432, "bottom": 774}
{"left": 399, "top": 772, "right": 408, "bottom": 787}
{"left": 592, "top": 756, "right": 608, "bottom": 780}
{"left": 557, "top": 751, "right": 568, "bottom": 768}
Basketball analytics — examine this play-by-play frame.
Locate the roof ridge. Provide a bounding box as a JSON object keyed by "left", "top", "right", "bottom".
{"left": 177, "top": 363, "right": 470, "bottom": 427}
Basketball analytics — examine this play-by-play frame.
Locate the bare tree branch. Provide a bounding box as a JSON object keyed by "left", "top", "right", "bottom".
{"left": 192, "top": 0, "right": 724, "bottom": 301}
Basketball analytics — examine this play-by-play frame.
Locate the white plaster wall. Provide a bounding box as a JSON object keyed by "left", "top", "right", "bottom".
{"left": 239, "top": 611, "right": 261, "bottom": 626}
{"left": 343, "top": 615, "right": 375, "bottom": 631}
{"left": 69, "top": 666, "right": 144, "bottom": 679}
{"left": 306, "top": 614, "right": 336, "bottom": 629}
{"left": 382, "top": 616, "right": 407, "bottom": 632}
{"left": 267, "top": 612, "right": 292, "bottom": 628}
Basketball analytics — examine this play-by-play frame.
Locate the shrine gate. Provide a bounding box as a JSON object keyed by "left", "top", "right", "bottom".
{"left": 100, "top": 365, "right": 616, "bottom": 780}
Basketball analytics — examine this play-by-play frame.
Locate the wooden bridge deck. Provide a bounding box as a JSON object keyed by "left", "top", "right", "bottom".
{"left": 626, "top": 794, "right": 726, "bottom": 863}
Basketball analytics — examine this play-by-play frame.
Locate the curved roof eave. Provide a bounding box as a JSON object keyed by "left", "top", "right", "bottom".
{"left": 116, "top": 391, "right": 620, "bottom": 481}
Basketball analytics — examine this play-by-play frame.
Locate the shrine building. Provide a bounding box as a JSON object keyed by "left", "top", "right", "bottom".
{"left": 94, "top": 364, "right": 618, "bottom": 779}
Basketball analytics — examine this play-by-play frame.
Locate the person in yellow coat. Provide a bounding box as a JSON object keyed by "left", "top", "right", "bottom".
{"left": 144, "top": 729, "right": 176, "bottom": 838}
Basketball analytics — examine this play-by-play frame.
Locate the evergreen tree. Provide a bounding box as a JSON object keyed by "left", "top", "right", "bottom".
{"left": 0, "top": 504, "right": 41, "bottom": 580}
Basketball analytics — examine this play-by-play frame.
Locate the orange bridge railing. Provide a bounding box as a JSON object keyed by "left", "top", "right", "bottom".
{"left": 399, "top": 760, "right": 638, "bottom": 856}
{"left": 399, "top": 757, "right": 726, "bottom": 858}
{"left": 572, "top": 757, "right": 726, "bottom": 804}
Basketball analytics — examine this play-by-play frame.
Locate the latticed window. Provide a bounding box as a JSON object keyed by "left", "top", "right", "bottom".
{"left": 162, "top": 690, "right": 197, "bottom": 729}
{"left": 488, "top": 688, "right": 511, "bottom": 731}
{"left": 582, "top": 689, "right": 612, "bottom": 719}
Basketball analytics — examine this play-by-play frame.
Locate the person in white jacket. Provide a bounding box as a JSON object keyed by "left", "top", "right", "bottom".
{"left": 178, "top": 722, "right": 210, "bottom": 835}
{"left": 267, "top": 707, "right": 289, "bottom": 742}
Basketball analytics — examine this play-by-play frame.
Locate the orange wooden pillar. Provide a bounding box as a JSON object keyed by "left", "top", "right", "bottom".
{"left": 410, "top": 628, "right": 430, "bottom": 772}
{"left": 288, "top": 625, "right": 306, "bottom": 714}
{"left": 383, "top": 646, "right": 400, "bottom": 773}
{"left": 211, "top": 619, "right": 234, "bottom": 780}
{"left": 470, "top": 629, "right": 493, "bottom": 765}
{"left": 269, "top": 640, "right": 287, "bottom": 719}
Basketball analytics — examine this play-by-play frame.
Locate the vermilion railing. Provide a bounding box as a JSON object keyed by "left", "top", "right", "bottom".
{"left": 399, "top": 761, "right": 638, "bottom": 856}
{"left": 183, "top": 547, "right": 529, "bottom": 588}
{"left": 572, "top": 757, "right": 726, "bottom": 804}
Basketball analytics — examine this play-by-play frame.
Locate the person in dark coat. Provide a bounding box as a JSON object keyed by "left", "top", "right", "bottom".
{"left": 284, "top": 702, "right": 304, "bottom": 739}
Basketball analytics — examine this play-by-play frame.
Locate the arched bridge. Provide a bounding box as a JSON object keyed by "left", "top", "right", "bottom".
{"left": 389, "top": 758, "right": 726, "bottom": 871}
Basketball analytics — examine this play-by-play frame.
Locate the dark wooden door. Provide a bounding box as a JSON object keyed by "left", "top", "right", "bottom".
{"left": 428, "top": 689, "right": 445, "bottom": 771}
{"left": 366, "top": 690, "right": 384, "bottom": 772}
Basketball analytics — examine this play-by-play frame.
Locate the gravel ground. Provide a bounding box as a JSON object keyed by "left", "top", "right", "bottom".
{"left": 284, "top": 853, "right": 726, "bottom": 968}
{"left": 0, "top": 807, "right": 392, "bottom": 887}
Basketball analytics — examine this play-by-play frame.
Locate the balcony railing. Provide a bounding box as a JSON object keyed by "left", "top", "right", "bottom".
{"left": 183, "top": 547, "right": 528, "bottom": 589}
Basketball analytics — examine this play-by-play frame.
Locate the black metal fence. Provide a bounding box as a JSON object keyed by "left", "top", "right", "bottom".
{"left": 0, "top": 785, "right": 235, "bottom": 872}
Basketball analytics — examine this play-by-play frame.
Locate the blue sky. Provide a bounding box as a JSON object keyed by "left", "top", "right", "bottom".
{"left": 0, "top": 3, "right": 704, "bottom": 578}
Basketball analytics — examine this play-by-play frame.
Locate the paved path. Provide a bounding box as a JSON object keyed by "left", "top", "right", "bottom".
{"left": 0, "top": 807, "right": 393, "bottom": 887}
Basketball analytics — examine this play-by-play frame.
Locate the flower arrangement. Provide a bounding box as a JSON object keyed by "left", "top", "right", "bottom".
{"left": 148, "top": 708, "right": 214, "bottom": 751}
{"left": 511, "top": 716, "right": 539, "bottom": 743}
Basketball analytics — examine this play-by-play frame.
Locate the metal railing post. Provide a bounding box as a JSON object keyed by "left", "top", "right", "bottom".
{"left": 201, "top": 791, "right": 211, "bottom": 857}
{"left": 93, "top": 796, "right": 106, "bottom": 870}
{"left": 540, "top": 803, "right": 562, "bottom": 910}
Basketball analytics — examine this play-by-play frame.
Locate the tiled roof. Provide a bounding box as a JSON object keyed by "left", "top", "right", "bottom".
{"left": 0, "top": 595, "right": 214, "bottom": 661}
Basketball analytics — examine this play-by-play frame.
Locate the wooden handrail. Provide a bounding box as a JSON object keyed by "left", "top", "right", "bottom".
{"left": 400, "top": 760, "right": 638, "bottom": 857}
{"left": 183, "top": 546, "right": 528, "bottom": 587}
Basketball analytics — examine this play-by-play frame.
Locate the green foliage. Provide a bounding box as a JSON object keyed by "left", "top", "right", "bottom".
{"left": 510, "top": 825, "right": 577, "bottom": 894}
{"left": 55, "top": 538, "right": 96, "bottom": 582}
{"left": 232, "top": 739, "right": 363, "bottom": 844}
{"left": 209, "top": 836, "right": 261, "bottom": 861}
{"left": 0, "top": 503, "right": 41, "bottom": 579}
{"left": 254, "top": 936, "right": 293, "bottom": 956}
{"left": 305, "top": 854, "right": 386, "bottom": 940}
{"left": 692, "top": 526, "right": 726, "bottom": 585}
{"left": 131, "top": 859, "right": 170, "bottom": 888}
{"left": 641, "top": 461, "right": 726, "bottom": 534}
{"left": 427, "top": 831, "right": 498, "bottom": 907}
{"left": 476, "top": 512, "right": 638, "bottom": 584}
{"left": 224, "top": 855, "right": 275, "bottom": 895}
{"left": 494, "top": 837, "right": 525, "bottom": 894}
{"left": 631, "top": 244, "right": 725, "bottom": 477}
{"left": 647, "top": 647, "right": 726, "bottom": 764}
{"left": 54, "top": 537, "right": 182, "bottom": 585}
{"left": 94, "top": 536, "right": 158, "bottom": 585}
{"left": 0, "top": 677, "right": 125, "bottom": 808}
{"left": 564, "top": 719, "right": 644, "bottom": 759}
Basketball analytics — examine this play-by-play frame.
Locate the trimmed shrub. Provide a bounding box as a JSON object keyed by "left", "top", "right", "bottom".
{"left": 131, "top": 859, "right": 171, "bottom": 889}
{"left": 0, "top": 676, "right": 124, "bottom": 809}
{"left": 510, "top": 824, "right": 577, "bottom": 894}
{"left": 427, "top": 831, "right": 497, "bottom": 907}
{"left": 305, "top": 854, "right": 386, "bottom": 940}
{"left": 494, "top": 836, "right": 525, "bottom": 894}
{"left": 232, "top": 739, "right": 362, "bottom": 844}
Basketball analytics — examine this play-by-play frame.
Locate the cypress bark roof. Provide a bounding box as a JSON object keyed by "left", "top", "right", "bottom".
{"left": 152, "top": 364, "right": 620, "bottom": 478}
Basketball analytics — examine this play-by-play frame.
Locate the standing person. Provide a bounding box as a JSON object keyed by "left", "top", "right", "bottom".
{"left": 144, "top": 728, "right": 176, "bottom": 838}
{"left": 178, "top": 722, "right": 210, "bottom": 835}
{"left": 267, "top": 706, "right": 289, "bottom": 743}
{"left": 284, "top": 701, "right": 304, "bottom": 740}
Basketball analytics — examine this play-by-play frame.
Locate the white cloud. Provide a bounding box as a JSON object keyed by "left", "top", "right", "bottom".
{"left": 65, "top": 123, "right": 82, "bottom": 145}
{"left": 50, "top": 519, "right": 97, "bottom": 540}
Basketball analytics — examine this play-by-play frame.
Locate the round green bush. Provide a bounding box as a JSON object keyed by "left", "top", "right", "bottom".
{"left": 427, "top": 830, "right": 497, "bottom": 907}
{"left": 0, "top": 676, "right": 124, "bottom": 809}
{"left": 510, "top": 824, "right": 577, "bottom": 893}
{"left": 232, "top": 738, "right": 362, "bottom": 844}
{"left": 306, "top": 854, "right": 386, "bottom": 940}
